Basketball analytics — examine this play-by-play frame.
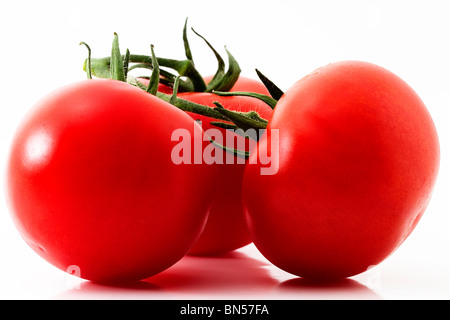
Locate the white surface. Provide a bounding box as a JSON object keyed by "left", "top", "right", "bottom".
{"left": 1, "top": 0, "right": 450, "bottom": 300}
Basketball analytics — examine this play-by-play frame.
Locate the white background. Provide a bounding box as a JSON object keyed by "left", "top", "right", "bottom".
{"left": 1, "top": 0, "right": 449, "bottom": 300}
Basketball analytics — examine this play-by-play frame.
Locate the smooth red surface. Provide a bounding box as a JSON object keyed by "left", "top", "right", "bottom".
{"left": 243, "top": 61, "right": 440, "bottom": 279}
{"left": 6, "top": 79, "right": 216, "bottom": 283}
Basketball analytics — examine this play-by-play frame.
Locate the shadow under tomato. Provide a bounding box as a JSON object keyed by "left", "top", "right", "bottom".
{"left": 56, "top": 278, "right": 161, "bottom": 299}
{"left": 145, "top": 250, "right": 280, "bottom": 295}
{"left": 56, "top": 248, "right": 280, "bottom": 299}
{"left": 276, "top": 277, "right": 382, "bottom": 300}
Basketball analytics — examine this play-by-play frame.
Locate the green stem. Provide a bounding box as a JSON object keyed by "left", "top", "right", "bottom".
{"left": 207, "top": 47, "right": 241, "bottom": 92}
{"left": 213, "top": 90, "right": 278, "bottom": 109}
{"left": 128, "top": 75, "right": 268, "bottom": 137}
{"left": 213, "top": 102, "right": 268, "bottom": 130}
{"left": 170, "top": 76, "right": 181, "bottom": 104}
{"left": 110, "top": 33, "right": 125, "bottom": 81}
{"left": 129, "top": 55, "right": 206, "bottom": 92}
{"left": 209, "top": 137, "right": 249, "bottom": 159}
{"left": 147, "top": 45, "right": 159, "bottom": 95}
{"left": 209, "top": 121, "right": 238, "bottom": 130}
{"left": 159, "top": 58, "right": 206, "bottom": 92}
{"left": 190, "top": 27, "right": 225, "bottom": 92}
{"left": 79, "top": 42, "right": 92, "bottom": 79}
{"left": 81, "top": 25, "right": 242, "bottom": 93}
{"left": 85, "top": 54, "right": 206, "bottom": 92}
{"left": 255, "top": 68, "right": 284, "bottom": 100}
{"left": 155, "top": 92, "right": 228, "bottom": 121}
{"left": 183, "top": 17, "right": 194, "bottom": 62}
{"left": 128, "top": 64, "right": 193, "bottom": 92}
{"left": 123, "top": 49, "right": 130, "bottom": 79}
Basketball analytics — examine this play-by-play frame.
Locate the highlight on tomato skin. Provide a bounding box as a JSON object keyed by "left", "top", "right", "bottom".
{"left": 6, "top": 79, "right": 217, "bottom": 283}
{"left": 242, "top": 60, "right": 440, "bottom": 280}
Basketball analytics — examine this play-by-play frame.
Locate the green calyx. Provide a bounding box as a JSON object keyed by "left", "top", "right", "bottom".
{"left": 146, "top": 45, "right": 159, "bottom": 95}
{"left": 79, "top": 19, "right": 286, "bottom": 156}
{"left": 85, "top": 33, "right": 230, "bottom": 122}
{"left": 82, "top": 19, "right": 240, "bottom": 93}
{"left": 211, "top": 68, "right": 285, "bottom": 110}
{"left": 110, "top": 33, "right": 125, "bottom": 82}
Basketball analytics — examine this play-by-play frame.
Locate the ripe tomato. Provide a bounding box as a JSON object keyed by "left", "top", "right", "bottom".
{"left": 243, "top": 61, "right": 440, "bottom": 280}
{"left": 6, "top": 79, "right": 216, "bottom": 283}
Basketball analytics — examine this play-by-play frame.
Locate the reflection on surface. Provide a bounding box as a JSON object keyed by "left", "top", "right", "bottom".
{"left": 146, "top": 251, "right": 279, "bottom": 295}
{"left": 57, "top": 249, "right": 279, "bottom": 299}
{"left": 277, "top": 277, "right": 382, "bottom": 299}
{"left": 56, "top": 245, "right": 381, "bottom": 300}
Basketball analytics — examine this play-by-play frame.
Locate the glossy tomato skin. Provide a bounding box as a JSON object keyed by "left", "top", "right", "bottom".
{"left": 177, "top": 77, "right": 273, "bottom": 256}
{"left": 6, "top": 79, "right": 215, "bottom": 283}
{"left": 243, "top": 61, "right": 440, "bottom": 280}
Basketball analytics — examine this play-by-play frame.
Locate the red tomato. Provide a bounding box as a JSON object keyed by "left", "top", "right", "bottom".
{"left": 243, "top": 61, "right": 440, "bottom": 280}
{"left": 178, "top": 90, "right": 273, "bottom": 256}
{"left": 157, "top": 83, "right": 174, "bottom": 94}
{"left": 6, "top": 79, "right": 216, "bottom": 283}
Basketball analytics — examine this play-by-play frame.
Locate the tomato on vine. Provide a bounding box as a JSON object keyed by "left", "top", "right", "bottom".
{"left": 6, "top": 79, "right": 219, "bottom": 282}
{"left": 242, "top": 61, "right": 440, "bottom": 279}
{"left": 85, "top": 23, "right": 274, "bottom": 256}
{"left": 6, "top": 35, "right": 218, "bottom": 283}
